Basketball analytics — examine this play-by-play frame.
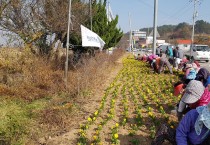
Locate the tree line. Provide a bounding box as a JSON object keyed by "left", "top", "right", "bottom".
{"left": 140, "top": 20, "right": 210, "bottom": 40}
{"left": 0, "top": 0, "right": 123, "bottom": 55}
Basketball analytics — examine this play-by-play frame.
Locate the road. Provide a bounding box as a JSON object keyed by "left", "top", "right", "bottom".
{"left": 199, "top": 61, "right": 210, "bottom": 71}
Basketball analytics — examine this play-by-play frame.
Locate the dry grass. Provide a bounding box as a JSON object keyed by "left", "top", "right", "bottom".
{"left": 0, "top": 48, "right": 124, "bottom": 101}
{"left": 0, "top": 48, "right": 125, "bottom": 144}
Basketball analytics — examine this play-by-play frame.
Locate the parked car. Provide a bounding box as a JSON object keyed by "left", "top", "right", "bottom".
{"left": 157, "top": 44, "right": 172, "bottom": 53}
{"left": 190, "top": 44, "right": 210, "bottom": 62}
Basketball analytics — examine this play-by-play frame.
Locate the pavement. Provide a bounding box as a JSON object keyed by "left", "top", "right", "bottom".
{"left": 199, "top": 61, "right": 210, "bottom": 71}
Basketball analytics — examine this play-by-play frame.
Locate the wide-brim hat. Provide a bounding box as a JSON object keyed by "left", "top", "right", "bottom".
{"left": 181, "top": 80, "right": 205, "bottom": 104}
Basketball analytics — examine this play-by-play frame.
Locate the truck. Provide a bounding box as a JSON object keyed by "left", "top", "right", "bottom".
{"left": 185, "top": 44, "right": 210, "bottom": 62}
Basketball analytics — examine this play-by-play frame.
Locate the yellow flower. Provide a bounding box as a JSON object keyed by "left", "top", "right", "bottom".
{"left": 94, "top": 111, "right": 98, "bottom": 116}
{"left": 93, "top": 135, "right": 97, "bottom": 140}
{"left": 88, "top": 117, "right": 92, "bottom": 122}
{"left": 93, "top": 117, "right": 96, "bottom": 121}
{"left": 116, "top": 123, "right": 119, "bottom": 127}
{"left": 148, "top": 107, "right": 152, "bottom": 111}
{"left": 81, "top": 132, "right": 86, "bottom": 137}
{"left": 96, "top": 130, "right": 100, "bottom": 135}
{"left": 148, "top": 112, "right": 153, "bottom": 117}
{"left": 114, "top": 133, "right": 118, "bottom": 139}
{"left": 98, "top": 125, "right": 102, "bottom": 129}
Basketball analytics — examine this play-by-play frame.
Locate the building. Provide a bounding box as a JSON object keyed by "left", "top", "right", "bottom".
{"left": 131, "top": 30, "right": 147, "bottom": 48}
{"left": 132, "top": 30, "right": 147, "bottom": 39}
{"left": 176, "top": 39, "right": 192, "bottom": 52}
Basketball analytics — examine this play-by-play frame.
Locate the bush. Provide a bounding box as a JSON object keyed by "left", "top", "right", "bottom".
{"left": 0, "top": 100, "right": 30, "bottom": 145}
{"left": 0, "top": 48, "right": 125, "bottom": 144}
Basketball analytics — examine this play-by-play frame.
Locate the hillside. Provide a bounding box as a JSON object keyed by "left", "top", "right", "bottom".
{"left": 139, "top": 20, "right": 210, "bottom": 46}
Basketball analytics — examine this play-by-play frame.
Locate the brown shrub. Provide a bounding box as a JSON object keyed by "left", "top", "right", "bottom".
{"left": 0, "top": 48, "right": 124, "bottom": 102}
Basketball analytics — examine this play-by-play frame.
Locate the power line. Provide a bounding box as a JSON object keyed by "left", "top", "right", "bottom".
{"left": 160, "top": 1, "right": 192, "bottom": 24}
{"left": 136, "top": 0, "right": 193, "bottom": 25}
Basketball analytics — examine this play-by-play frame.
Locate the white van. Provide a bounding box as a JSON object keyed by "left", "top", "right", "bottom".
{"left": 191, "top": 44, "right": 210, "bottom": 62}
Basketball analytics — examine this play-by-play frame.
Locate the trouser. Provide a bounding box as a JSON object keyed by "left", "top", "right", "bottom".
{"left": 152, "top": 124, "right": 210, "bottom": 145}
{"left": 158, "top": 60, "right": 173, "bottom": 74}
{"left": 152, "top": 62, "right": 158, "bottom": 73}
{"left": 169, "top": 57, "right": 173, "bottom": 65}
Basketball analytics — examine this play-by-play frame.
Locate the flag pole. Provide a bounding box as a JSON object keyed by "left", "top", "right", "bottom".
{"left": 65, "top": 0, "right": 72, "bottom": 88}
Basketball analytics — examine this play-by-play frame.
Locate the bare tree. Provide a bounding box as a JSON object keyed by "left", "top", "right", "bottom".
{"left": 0, "top": 0, "right": 89, "bottom": 54}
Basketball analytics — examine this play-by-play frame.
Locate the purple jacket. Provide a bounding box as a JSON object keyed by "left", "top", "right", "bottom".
{"left": 176, "top": 109, "right": 210, "bottom": 145}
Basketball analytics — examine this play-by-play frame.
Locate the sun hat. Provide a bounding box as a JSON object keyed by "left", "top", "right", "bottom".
{"left": 195, "top": 103, "right": 210, "bottom": 136}
{"left": 181, "top": 80, "right": 205, "bottom": 104}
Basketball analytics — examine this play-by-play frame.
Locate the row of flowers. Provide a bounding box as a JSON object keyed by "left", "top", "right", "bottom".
{"left": 76, "top": 57, "right": 180, "bottom": 144}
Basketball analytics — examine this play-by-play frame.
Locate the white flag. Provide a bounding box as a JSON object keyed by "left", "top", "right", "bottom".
{"left": 81, "top": 25, "right": 105, "bottom": 49}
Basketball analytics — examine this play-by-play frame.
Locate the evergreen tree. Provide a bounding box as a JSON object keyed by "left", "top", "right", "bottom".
{"left": 91, "top": 0, "right": 123, "bottom": 49}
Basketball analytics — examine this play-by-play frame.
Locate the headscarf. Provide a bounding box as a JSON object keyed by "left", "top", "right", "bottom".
{"left": 195, "top": 68, "right": 210, "bottom": 82}
{"left": 195, "top": 103, "right": 210, "bottom": 139}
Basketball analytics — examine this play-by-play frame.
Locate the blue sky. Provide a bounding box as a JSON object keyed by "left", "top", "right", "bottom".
{"left": 109, "top": 0, "right": 210, "bottom": 33}
{"left": 1, "top": 0, "right": 210, "bottom": 45}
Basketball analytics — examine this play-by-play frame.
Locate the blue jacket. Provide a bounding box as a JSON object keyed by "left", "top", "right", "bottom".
{"left": 168, "top": 47, "right": 173, "bottom": 57}
{"left": 176, "top": 109, "right": 210, "bottom": 145}
{"left": 204, "top": 76, "right": 210, "bottom": 87}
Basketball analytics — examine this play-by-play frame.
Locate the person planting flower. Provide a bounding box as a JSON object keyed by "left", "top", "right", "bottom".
{"left": 158, "top": 53, "right": 173, "bottom": 74}
{"left": 195, "top": 68, "right": 210, "bottom": 88}
{"left": 152, "top": 103, "right": 210, "bottom": 145}
{"left": 175, "top": 80, "right": 210, "bottom": 121}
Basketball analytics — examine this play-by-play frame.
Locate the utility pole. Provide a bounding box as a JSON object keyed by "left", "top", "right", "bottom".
{"left": 129, "top": 12, "right": 132, "bottom": 52}
{"left": 64, "top": 0, "right": 72, "bottom": 88}
{"left": 152, "top": 0, "right": 158, "bottom": 55}
{"left": 90, "top": 0, "right": 92, "bottom": 30}
{"left": 190, "top": 0, "right": 198, "bottom": 57}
